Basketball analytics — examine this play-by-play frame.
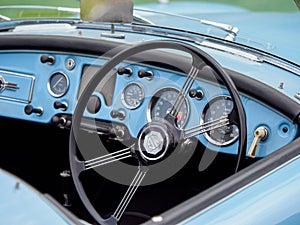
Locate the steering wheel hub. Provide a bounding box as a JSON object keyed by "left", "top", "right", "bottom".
{"left": 137, "top": 120, "right": 178, "bottom": 165}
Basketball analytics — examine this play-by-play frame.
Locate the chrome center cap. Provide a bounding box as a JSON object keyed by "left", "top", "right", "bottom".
{"left": 143, "top": 131, "right": 164, "bottom": 155}
{"left": 138, "top": 121, "right": 171, "bottom": 162}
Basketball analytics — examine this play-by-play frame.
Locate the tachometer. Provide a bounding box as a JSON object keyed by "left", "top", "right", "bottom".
{"left": 148, "top": 88, "right": 189, "bottom": 128}
{"left": 201, "top": 96, "right": 239, "bottom": 146}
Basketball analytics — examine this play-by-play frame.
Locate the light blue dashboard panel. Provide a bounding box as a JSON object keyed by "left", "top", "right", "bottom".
{"left": 0, "top": 51, "right": 297, "bottom": 158}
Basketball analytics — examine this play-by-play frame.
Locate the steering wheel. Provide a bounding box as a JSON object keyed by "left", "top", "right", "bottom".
{"left": 69, "top": 40, "right": 247, "bottom": 225}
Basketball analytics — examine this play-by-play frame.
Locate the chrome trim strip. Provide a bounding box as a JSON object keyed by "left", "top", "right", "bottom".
{"left": 0, "top": 69, "right": 35, "bottom": 103}
{"left": 195, "top": 40, "right": 262, "bottom": 62}
{"left": 0, "top": 75, "right": 19, "bottom": 92}
{"left": 261, "top": 56, "right": 300, "bottom": 76}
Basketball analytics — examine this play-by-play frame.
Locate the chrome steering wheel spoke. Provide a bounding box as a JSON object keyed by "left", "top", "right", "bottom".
{"left": 183, "top": 115, "right": 230, "bottom": 139}
{"left": 112, "top": 166, "right": 148, "bottom": 221}
{"left": 84, "top": 146, "right": 133, "bottom": 171}
{"left": 170, "top": 66, "right": 200, "bottom": 119}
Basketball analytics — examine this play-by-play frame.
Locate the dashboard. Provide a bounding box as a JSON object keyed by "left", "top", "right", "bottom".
{"left": 0, "top": 49, "right": 298, "bottom": 158}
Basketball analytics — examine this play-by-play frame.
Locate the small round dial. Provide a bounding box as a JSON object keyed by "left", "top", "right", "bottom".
{"left": 201, "top": 96, "right": 239, "bottom": 146}
{"left": 48, "top": 72, "right": 69, "bottom": 97}
{"left": 121, "top": 83, "right": 144, "bottom": 109}
{"left": 148, "top": 88, "right": 189, "bottom": 128}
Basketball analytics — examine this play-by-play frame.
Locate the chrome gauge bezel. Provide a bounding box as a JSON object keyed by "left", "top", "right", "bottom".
{"left": 147, "top": 87, "right": 190, "bottom": 128}
{"left": 47, "top": 72, "right": 70, "bottom": 98}
{"left": 121, "top": 82, "right": 145, "bottom": 109}
{"left": 201, "top": 95, "right": 239, "bottom": 146}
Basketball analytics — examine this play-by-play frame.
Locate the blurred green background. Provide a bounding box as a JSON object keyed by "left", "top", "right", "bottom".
{"left": 0, "top": 0, "right": 298, "bottom": 20}
{"left": 134, "top": 0, "right": 298, "bottom": 12}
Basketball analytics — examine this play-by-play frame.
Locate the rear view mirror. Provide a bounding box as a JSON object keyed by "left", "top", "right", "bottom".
{"left": 80, "top": 0, "right": 133, "bottom": 23}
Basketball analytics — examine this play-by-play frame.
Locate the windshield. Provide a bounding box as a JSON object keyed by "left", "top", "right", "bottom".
{"left": 0, "top": 0, "right": 297, "bottom": 20}
{"left": 0, "top": 0, "right": 299, "bottom": 64}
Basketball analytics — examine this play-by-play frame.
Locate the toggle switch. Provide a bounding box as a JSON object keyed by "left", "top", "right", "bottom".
{"left": 248, "top": 126, "right": 268, "bottom": 158}
{"left": 110, "top": 110, "right": 126, "bottom": 120}
{"left": 24, "top": 104, "right": 43, "bottom": 116}
{"left": 54, "top": 101, "right": 68, "bottom": 111}
{"left": 138, "top": 69, "right": 153, "bottom": 80}
{"left": 40, "top": 55, "right": 55, "bottom": 65}
{"left": 117, "top": 66, "right": 132, "bottom": 76}
{"left": 189, "top": 89, "right": 204, "bottom": 100}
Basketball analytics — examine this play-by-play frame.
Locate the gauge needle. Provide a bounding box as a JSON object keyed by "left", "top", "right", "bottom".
{"left": 53, "top": 77, "right": 63, "bottom": 88}
{"left": 177, "top": 112, "right": 183, "bottom": 122}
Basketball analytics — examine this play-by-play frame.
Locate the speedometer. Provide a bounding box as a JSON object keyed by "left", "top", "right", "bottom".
{"left": 201, "top": 96, "right": 239, "bottom": 146}
{"left": 148, "top": 88, "right": 189, "bottom": 128}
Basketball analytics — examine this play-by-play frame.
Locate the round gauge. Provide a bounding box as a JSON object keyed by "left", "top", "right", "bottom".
{"left": 148, "top": 87, "right": 189, "bottom": 128}
{"left": 121, "top": 83, "right": 144, "bottom": 109}
{"left": 201, "top": 96, "right": 239, "bottom": 146}
{"left": 48, "top": 72, "right": 69, "bottom": 97}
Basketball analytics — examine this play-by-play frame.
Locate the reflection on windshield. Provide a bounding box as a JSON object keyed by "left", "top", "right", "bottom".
{"left": 0, "top": 0, "right": 297, "bottom": 21}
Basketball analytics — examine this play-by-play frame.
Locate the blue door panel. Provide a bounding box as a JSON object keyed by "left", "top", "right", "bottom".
{"left": 182, "top": 155, "right": 300, "bottom": 225}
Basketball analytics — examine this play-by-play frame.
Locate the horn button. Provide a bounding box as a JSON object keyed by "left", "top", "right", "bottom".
{"left": 143, "top": 131, "right": 164, "bottom": 155}
{"left": 137, "top": 120, "right": 179, "bottom": 165}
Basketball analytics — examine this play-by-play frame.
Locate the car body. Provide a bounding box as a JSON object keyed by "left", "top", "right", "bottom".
{"left": 0, "top": 1, "right": 299, "bottom": 225}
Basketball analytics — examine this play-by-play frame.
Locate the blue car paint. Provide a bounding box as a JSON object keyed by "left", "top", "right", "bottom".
{"left": 0, "top": 169, "right": 75, "bottom": 225}
{"left": 0, "top": 2, "right": 299, "bottom": 224}
{"left": 180, "top": 155, "right": 300, "bottom": 225}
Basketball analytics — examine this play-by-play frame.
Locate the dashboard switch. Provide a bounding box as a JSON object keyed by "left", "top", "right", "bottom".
{"left": 138, "top": 69, "right": 153, "bottom": 80}
{"left": 54, "top": 101, "right": 68, "bottom": 111}
{"left": 40, "top": 55, "right": 55, "bottom": 65}
{"left": 52, "top": 115, "right": 67, "bottom": 126}
{"left": 87, "top": 96, "right": 101, "bottom": 114}
{"left": 24, "top": 104, "right": 43, "bottom": 116}
{"left": 189, "top": 89, "right": 204, "bottom": 100}
{"left": 51, "top": 115, "right": 72, "bottom": 129}
{"left": 117, "top": 66, "right": 132, "bottom": 76}
{"left": 111, "top": 110, "right": 126, "bottom": 120}
{"left": 66, "top": 58, "right": 76, "bottom": 70}
{"left": 248, "top": 126, "right": 268, "bottom": 158}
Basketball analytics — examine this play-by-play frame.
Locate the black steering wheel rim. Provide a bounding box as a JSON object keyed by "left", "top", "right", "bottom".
{"left": 69, "top": 40, "right": 247, "bottom": 225}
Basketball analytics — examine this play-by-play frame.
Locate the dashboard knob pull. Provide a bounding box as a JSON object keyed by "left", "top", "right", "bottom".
{"left": 40, "top": 55, "right": 55, "bottom": 64}
{"left": 24, "top": 104, "right": 43, "bottom": 115}
{"left": 110, "top": 110, "right": 125, "bottom": 120}
{"left": 54, "top": 101, "right": 68, "bottom": 111}
{"left": 115, "top": 129, "right": 125, "bottom": 138}
{"left": 87, "top": 96, "right": 101, "bottom": 114}
{"left": 117, "top": 66, "right": 132, "bottom": 76}
{"left": 138, "top": 69, "right": 153, "bottom": 79}
{"left": 51, "top": 115, "right": 66, "bottom": 126}
{"left": 189, "top": 89, "right": 204, "bottom": 100}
